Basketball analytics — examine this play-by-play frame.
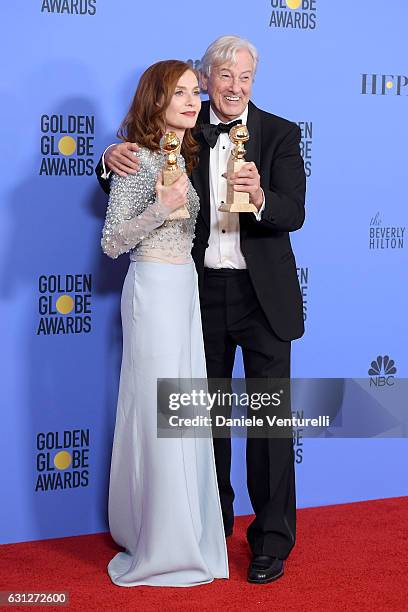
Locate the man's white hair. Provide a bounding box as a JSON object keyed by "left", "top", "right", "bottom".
{"left": 200, "top": 35, "right": 259, "bottom": 77}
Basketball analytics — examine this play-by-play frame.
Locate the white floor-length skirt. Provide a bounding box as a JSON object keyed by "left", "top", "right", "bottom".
{"left": 107, "top": 260, "right": 229, "bottom": 587}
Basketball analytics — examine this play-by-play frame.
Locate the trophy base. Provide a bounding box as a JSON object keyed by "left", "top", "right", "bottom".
{"left": 218, "top": 202, "right": 257, "bottom": 213}
{"left": 219, "top": 156, "right": 257, "bottom": 213}
{"left": 167, "top": 205, "right": 190, "bottom": 220}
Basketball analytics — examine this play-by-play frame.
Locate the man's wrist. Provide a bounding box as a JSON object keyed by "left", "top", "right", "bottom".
{"left": 101, "top": 143, "right": 116, "bottom": 179}
{"left": 253, "top": 189, "right": 265, "bottom": 221}
{"left": 251, "top": 188, "right": 264, "bottom": 209}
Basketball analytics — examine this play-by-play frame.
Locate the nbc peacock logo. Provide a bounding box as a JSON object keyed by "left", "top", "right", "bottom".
{"left": 269, "top": 0, "right": 317, "bottom": 30}
{"left": 368, "top": 355, "right": 397, "bottom": 387}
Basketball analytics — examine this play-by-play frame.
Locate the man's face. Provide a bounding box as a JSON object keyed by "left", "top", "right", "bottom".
{"left": 202, "top": 49, "right": 254, "bottom": 122}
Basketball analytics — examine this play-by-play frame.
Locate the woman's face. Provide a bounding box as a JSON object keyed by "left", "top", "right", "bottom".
{"left": 164, "top": 70, "right": 201, "bottom": 136}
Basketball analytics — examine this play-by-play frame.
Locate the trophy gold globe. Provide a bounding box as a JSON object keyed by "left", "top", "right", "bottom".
{"left": 218, "top": 124, "right": 257, "bottom": 213}
{"left": 160, "top": 132, "right": 190, "bottom": 220}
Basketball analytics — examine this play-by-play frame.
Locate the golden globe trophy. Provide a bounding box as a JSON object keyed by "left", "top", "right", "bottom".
{"left": 160, "top": 132, "right": 190, "bottom": 220}
{"left": 218, "top": 124, "right": 257, "bottom": 213}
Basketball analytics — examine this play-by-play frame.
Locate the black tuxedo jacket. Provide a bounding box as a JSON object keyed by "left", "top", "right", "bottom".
{"left": 95, "top": 100, "right": 306, "bottom": 341}
{"left": 193, "top": 100, "right": 305, "bottom": 341}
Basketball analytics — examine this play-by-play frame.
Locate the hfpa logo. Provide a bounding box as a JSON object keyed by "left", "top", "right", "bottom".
{"left": 368, "top": 355, "right": 397, "bottom": 387}
{"left": 361, "top": 74, "right": 408, "bottom": 96}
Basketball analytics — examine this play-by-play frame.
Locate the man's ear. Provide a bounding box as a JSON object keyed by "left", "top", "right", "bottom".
{"left": 199, "top": 71, "right": 208, "bottom": 93}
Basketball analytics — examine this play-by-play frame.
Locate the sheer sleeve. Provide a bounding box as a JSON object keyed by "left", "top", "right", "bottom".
{"left": 101, "top": 170, "right": 169, "bottom": 259}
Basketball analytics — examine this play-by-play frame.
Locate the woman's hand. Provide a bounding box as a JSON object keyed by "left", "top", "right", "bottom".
{"left": 155, "top": 171, "right": 188, "bottom": 214}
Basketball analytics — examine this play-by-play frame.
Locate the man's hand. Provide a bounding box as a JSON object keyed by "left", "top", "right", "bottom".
{"left": 228, "top": 161, "right": 263, "bottom": 209}
{"left": 105, "top": 142, "right": 140, "bottom": 176}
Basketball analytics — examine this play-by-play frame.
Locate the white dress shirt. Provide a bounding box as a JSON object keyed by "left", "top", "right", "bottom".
{"left": 204, "top": 105, "right": 264, "bottom": 269}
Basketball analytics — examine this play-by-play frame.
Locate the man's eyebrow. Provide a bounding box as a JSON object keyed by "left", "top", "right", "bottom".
{"left": 217, "top": 68, "right": 253, "bottom": 74}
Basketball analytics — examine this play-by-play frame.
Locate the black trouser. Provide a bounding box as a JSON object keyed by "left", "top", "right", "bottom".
{"left": 200, "top": 268, "right": 296, "bottom": 560}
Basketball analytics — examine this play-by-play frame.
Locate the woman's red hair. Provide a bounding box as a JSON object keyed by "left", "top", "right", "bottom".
{"left": 118, "top": 60, "right": 199, "bottom": 175}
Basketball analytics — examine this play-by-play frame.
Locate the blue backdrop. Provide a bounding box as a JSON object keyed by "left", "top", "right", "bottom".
{"left": 1, "top": 0, "right": 407, "bottom": 544}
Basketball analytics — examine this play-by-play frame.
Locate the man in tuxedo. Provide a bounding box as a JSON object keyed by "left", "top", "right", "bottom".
{"left": 96, "top": 35, "right": 306, "bottom": 584}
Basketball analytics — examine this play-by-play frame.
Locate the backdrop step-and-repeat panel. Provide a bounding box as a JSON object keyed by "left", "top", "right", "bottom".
{"left": 1, "top": 1, "right": 407, "bottom": 544}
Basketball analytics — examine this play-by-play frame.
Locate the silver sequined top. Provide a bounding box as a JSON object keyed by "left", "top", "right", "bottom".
{"left": 101, "top": 147, "right": 200, "bottom": 263}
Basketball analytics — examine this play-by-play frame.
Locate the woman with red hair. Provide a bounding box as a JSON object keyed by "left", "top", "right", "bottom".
{"left": 101, "top": 60, "right": 228, "bottom": 587}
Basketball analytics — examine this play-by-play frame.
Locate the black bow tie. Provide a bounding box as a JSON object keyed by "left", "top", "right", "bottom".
{"left": 201, "top": 119, "right": 242, "bottom": 148}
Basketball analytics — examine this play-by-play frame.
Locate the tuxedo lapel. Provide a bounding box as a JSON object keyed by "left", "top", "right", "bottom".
{"left": 240, "top": 100, "right": 262, "bottom": 229}
{"left": 192, "top": 101, "right": 211, "bottom": 231}
{"left": 244, "top": 100, "right": 262, "bottom": 168}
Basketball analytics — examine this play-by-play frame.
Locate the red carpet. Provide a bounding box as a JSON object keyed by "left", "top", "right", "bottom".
{"left": 1, "top": 497, "right": 407, "bottom": 611}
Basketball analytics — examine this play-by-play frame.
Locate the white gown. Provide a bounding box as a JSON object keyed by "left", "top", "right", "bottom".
{"left": 101, "top": 147, "right": 229, "bottom": 587}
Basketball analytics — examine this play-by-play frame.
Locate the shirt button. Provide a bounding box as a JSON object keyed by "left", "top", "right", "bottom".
{"left": 222, "top": 146, "right": 226, "bottom": 150}
{"left": 221, "top": 229, "right": 226, "bottom": 234}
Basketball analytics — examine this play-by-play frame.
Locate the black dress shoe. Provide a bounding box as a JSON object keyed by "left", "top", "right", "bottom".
{"left": 247, "top": 555, "right": 284, "bottom": 584}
